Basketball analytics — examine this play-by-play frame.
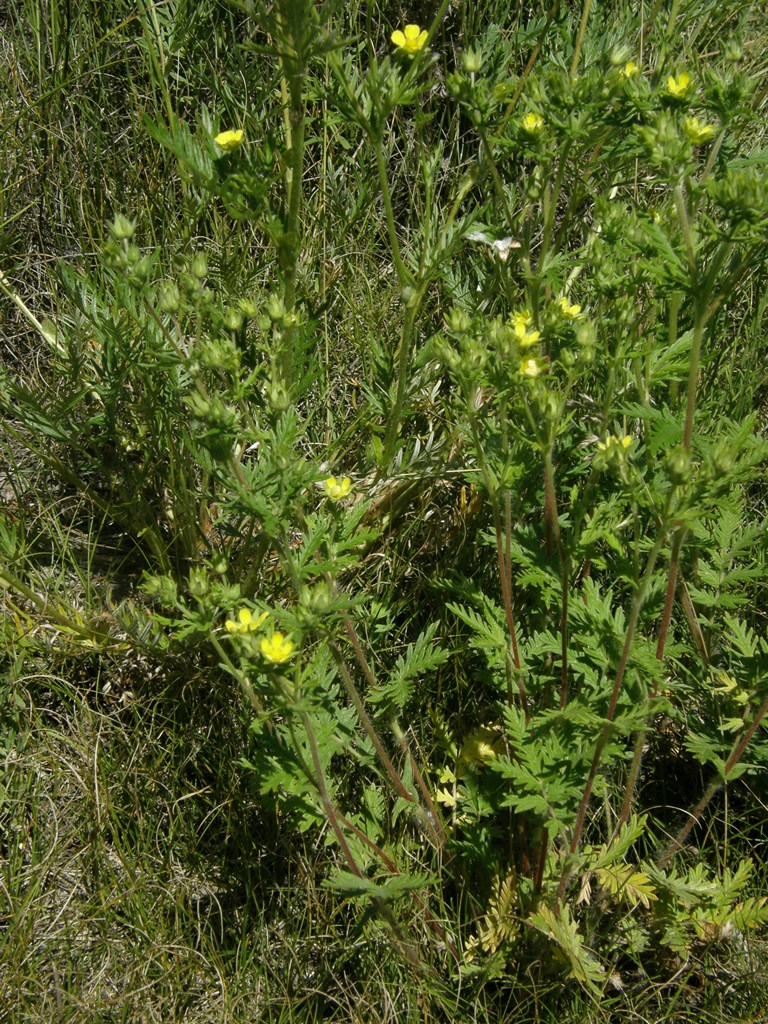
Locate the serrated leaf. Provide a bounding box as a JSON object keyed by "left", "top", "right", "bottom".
{"left": 594, "top": 864, "right": 657, "bottom": 908}
{"left": 368, "top": 623, "right": 449, "bottom": 711}
{"left": 323, "top": 869, "right": 435, "bottom": 902}
{"left": 529, "top": 904, "right": 605, "bottom": 993}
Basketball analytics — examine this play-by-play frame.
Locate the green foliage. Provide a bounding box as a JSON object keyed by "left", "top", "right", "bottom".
{"left": 3, "top": 0, "right": 768, "bottom": 1020}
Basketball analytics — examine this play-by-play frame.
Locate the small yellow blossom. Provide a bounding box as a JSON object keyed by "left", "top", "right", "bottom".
{"left": 517, "top": 328, "right": 541, "bottom": 348}
{"left": 214, "top": 129, "right": 244, "bottom": 152}
{"left": 512, "top": 311, "right": 541, "bottom": 348}
{"left": 436, "top": 788, "right": 458, "bottom": 808}
{"left": 260, "top": 631, "right": 295, "bottom": 664}
{"left": 558, "top": 296, "right": 583, "bottom": 319}
{"left": 391, "top": 24, "right": 428, "bottom": 55}
{"left": 666, "top": 72, "right": 692, "bottom": 99}
{"left": 512, "top": 309, "right": 533, "bottom": 335}
{"left": 225, "top": 608, "right": 269, "bottom": 634}
{"left": 520, "top": 357, "right": 543, "bottom": 378}
{"left": 621, "top": 61, "right": 640, "bottom": 79}
{"left": 521, "top": 112, "right": 544, "bottom": 134}
{"left": 683, "top": 116, "right": 716, "bottom": 145}
{"left": 322, "top": 476, "right": 352, "bottom": 501}
{"left": 596, "top": 434, "right": 632, "bottom": 453}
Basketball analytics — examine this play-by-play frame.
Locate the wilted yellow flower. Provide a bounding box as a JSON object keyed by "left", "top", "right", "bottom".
{"left": 225, "top": 608, "right": 269, "bottom": 634}
{"left": 621, "top": 61, "right": 640, "bottom": 79}
{"left": 520, "top": 357, "right": 543, "bottom": 378}
{"left": 666, "top": 72, "right": 692, "bottom": 99}
{"left": 683, "top": 116, "right": 716, "bottom": 145}
{"left": 260, "top": 631, "right": 295, "bottom": 664}
{"left": 558, "top": 296, "right": 583, "bottom": 319}
{"left": 459, "top": 726, "right": 503, "bottom": 769}
{"left": 214, "top": 129, "right": 244, "bottom": 152}
{"left": 521, "top": 112, "right": 544, "bottom": 134}
{"left": 323, "top": 476, "right": 352, "bottom": 501}
{"left": 391, "top": 24, "right": 428, "bottom": 55}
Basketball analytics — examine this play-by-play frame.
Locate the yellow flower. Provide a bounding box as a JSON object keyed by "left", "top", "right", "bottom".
{"left": 683, "top": 116, "right": 715, "bottom": 145}
{"left": 260, "top": 631, "right": 295, "bottom": 664}
{"left": 596, "top": 434, "right": 632, "bottom": 453}
{"left": 214, "top": 129, "right": 244, "bottom": 152}
{"left": 225, "top": 608, "right": 269, "bottom": 634}
{"left": 521, "top": 112, "right": 544, "bottom": 134}
{"left": 621, "top": 61, "right": 640, "bottom": 79}
{"left": 666, "top": 72, "right": 692, "bottom": 99}
{"left": 520, "top": 357, "right": 543, "bottom": 378}
{"left": 512, "top": 311, "right": 541, "bottom": 348}
{"left": 558, "top": 296, "right": 583, "bottom": 319}
{"left": 512, "top": 309, "right": 533, "bottom": 335}
{"left": 517, "top": 328, "right": 541, "bottom": 349}
{"left": 391, "top": 24, "right": 428, "bottom": 55}
{"left": 322, "top": 476, "right": 352, "bottom": 501}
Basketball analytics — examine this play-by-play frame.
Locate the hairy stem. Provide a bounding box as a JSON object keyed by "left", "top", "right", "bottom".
{"left": 570, "top": 0, "right": 593, "bottom": 78}
{"left": 657, "top": 693, "right": 768, "bottom": 868}
{"left": 558, "top": 530, "right": 667, "bottom": 900}
{"left": 382, "top": 301, "right": 418, "bottom": 466}
{"left": 302, "top": 710, "right": 363, "bottom": 873}
{"left": 330, "top": 641, "right": 418, "bottom": 807}
{"left": 279, "top": 71, "right": 306, "bottom": 386}
{"left": 466, "top": 400, "right": 526, "bottom": 715}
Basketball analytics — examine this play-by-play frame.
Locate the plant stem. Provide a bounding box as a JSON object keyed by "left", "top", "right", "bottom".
{"left": 617, "top": 269, "right": 708, "bottom": 829}
{"left": 570, "top": 0, "right": 592, "bottom": 79}
{"left": 503, "top": 0, "right": 561, "bottom": 120}
{"left": 382, "top": 301, "right": 418, "bottom": 466}
{"left": 374, "top": 136, "right": 409, "bottom": 287}
{"left": 330, "top": 641, "right": 418, "bottom": 807}
{"left": 302, "top": 710, "right": 364, "bottom": 875}
{"left": 279, "top": 71, "right": 306, "bottom": 387}
{"left": 466, "top": 400, "right": 526, "bottom": 715}
{"left": 657, "top": 693, "right": 768, "bottom": 867}
{"left": 558, "top": 530, "right": 667, "bottom": 900}
{"left": 477, "top": 125, "right": 513, "bottom": 226}
{"left": 337, "top": 809, "right": 459, "bottom": 961}
{"left": 543, "top": 445, "right": 569, "bottom": 708}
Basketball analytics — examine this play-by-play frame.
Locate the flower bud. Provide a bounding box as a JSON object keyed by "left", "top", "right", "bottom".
{"left": 266, "top": 294, "right": 286, "bottom": 321}
{"left": 158, "top": 281, "right": 181, "bottom": 313}
{"left": 111, "top": 213, "right": 135, "bottom": 240}
{"left": 462, "top": 47, "right": 484, "bottom": 74}
{"left": 445, "top": 306, "right": 472, "bottom": 334}
{"left": 711, "top": 444, "right": 734, "bottom": 477}
{"left": 665, "top": 447, "right": 690, "bottom": 485}
{"left": 190, "top": 253, "right": 208, "bottom": 280}
{"left": 142, "top": 574, "right": 178, "bottom": 607}
{"left": 188, "top": 567, "right": 209, "bottom": 598}
{"left": 210, "top": 553, "right": 229, "bottom": 575}
{"left": 224, "top": 308, "right": 244, "bottom": 332}
{"left": 268, "top": 380, "right": 291, "bottom": 411}
{"left": 401, "top": 285, "right": 418, "bottom": 308}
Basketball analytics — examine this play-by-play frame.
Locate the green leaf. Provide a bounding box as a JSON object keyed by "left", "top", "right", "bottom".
{"left": 323, "top": 869, "right": 435, "bottom": 902}
{"left": 528, "top": 904, "right": 605, "bottom": 993}
{"left": 368, "top": 623, "right": 450, "bottom": 711}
